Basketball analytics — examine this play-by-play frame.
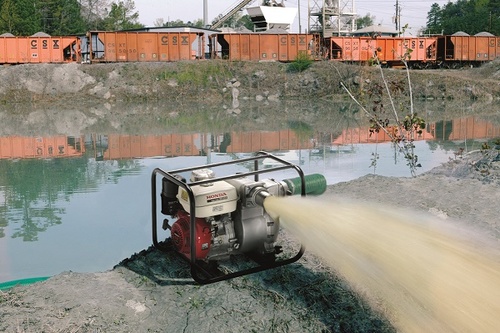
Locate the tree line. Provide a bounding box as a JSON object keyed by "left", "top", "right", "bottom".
{"left": 2, "top": 0, "right": 499, "bottom": 37}
{"left": 0, "top": 0, "right": 144, "bottom": 36}
{"left": 0, "top": 0, "right": 253, "bottom": 36}
{"left": 425, "top": 0, "right": 500, "bottom": 35}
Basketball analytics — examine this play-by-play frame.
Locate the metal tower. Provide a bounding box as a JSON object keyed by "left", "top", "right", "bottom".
{"left": 308, "top": 0, "right": 356, "bottom": 37}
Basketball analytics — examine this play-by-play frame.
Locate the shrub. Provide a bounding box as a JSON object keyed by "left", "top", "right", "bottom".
{"left": 287, "top": 52, "right": 313, "bottom": 73}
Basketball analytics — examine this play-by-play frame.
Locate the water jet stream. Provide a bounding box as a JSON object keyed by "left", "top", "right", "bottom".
{"left": 264, "top": 196, "right": 500, "bottom": 333}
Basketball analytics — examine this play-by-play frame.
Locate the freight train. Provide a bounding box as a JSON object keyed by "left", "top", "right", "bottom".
{"left": 0, "top": 30, "right": 498, "bottom": 68}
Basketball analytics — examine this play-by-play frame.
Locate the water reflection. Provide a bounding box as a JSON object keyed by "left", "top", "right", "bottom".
{"left": 0, "top": 136, "right": 84, "bottom": 159}
{"left": 0, "top": 113, "right": 499, "bottom": 282}
{"left": 0, "top": 157, "right": 143, "bottom": 242}
{"left": 1, "top": 116, "right": 498, "bottom": 239}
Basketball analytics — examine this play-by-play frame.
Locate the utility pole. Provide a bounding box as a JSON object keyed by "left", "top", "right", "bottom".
{"left": 395, "top": 0, "right": 401, "bottom": 35}
{"left": 298, "top": 0, "right": 302, "bottom": 33}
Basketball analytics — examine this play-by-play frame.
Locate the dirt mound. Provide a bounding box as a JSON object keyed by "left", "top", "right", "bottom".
{"left": 1, "top": 244, "right": 394, "bottom": 333}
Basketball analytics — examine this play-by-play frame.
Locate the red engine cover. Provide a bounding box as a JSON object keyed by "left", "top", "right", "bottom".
{"left": 171, "top": 210, "right": 211, "bottom": 260}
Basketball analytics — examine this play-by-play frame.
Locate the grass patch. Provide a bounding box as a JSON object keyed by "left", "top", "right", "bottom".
{"left": 159, "top": 61, "right": 233, "bottom": 87}
{"left": 287, "top": 52, "right": 313, "bottom": 73}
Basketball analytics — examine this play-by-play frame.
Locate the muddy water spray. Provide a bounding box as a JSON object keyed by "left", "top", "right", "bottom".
{"left": 264, "top": 196, "right": 500, "bottom": 333}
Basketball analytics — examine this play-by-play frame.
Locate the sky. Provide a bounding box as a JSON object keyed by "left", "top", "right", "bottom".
{"left": 134, "top": 0, "right": 452, "bottom": 35}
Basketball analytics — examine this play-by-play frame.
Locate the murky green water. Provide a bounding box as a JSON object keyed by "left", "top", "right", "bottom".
{"left": 1, "top": 102, "right": 499, "bottom": 283}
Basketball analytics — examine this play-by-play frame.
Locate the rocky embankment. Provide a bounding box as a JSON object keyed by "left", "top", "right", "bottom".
{"left": 0, "top": 60, "right": 498, "bottom": 137}
{"left": 0, "top": 60, "right": 498, "bottom": 106}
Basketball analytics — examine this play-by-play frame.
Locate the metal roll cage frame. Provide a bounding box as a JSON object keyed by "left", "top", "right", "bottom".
{"left": 151, "top": 151, "right": 306, "bottom": 284}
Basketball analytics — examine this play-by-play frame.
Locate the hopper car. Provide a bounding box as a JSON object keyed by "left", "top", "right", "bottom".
{"left": 82, "top": 31, "right": 204, "bottom": 63}
{"left": 0, "top": 36, "right": 79, "bottom": 64}
{"left": 0, "top": 31, "right": 498, "bottom": 68}
{"left": 325, "top": 36, "right": 438, "bottom": 68}
{"left": 0, "top": 31, "right": 204, "bottom": 65}
{"left": 437, "top": 35, "right": 500, "bottom": 67}
{"left": 324, "top": 34, "right": 500, "bottom": 68}
{"left": 209, "top": 33, "right": 316, "bottom": 61}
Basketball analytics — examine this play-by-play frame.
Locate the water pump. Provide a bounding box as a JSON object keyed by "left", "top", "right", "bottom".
{"left": 151, "top": 151, "right": 326, "bottom": 284}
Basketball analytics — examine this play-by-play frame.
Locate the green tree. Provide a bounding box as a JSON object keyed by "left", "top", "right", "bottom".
{"left": 0, "top": 0, "right": 41, "bottom": 35}
{"left": 103, "top": 0, "right": 144, "bottom": 30}
{"left": 0, "top": 0, "right": 19, "bottom": 33}
{"left": 186, "top": 19, "right": 204, "bottom": 28}
{"left": 425, "top": 3, "right": 442, "bottom": 34}
{"left": 487, "top": 0, "right": 500, "bottom": 32}
{"left": 33, "top": 0, "right": 86, "bottom": 35}
{"left": 356, "top": 13, "right": 375, "bottom": 29}
{"left": 425, "top": 0, "right": 500, "bottom": 35}
{"left": 237, "top": 14, "right": 254, "bottom": 30}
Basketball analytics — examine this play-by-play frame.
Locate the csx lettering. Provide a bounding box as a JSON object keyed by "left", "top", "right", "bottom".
{"left": 31, "top": 39, "right": 59, "bottom": 49}
{"left": 181, "top": 36, "right": 189, "bottom": 45}
{"left": 419, "top": 40, "right": 424, "bottom": 49}
{"left": 299, "top": 36, "right": 305, "bottom": 44}
{"left": 172, "top": 36, "right": 178, "bottom": 45}
{"left": 161, "top": 36, "right": 168, "bottom": 45}
{"left": 291, "top": 37, "right": 296, "bottom": 44}
{"left": 280, "top": 36, "right": 287, "bottom": 44}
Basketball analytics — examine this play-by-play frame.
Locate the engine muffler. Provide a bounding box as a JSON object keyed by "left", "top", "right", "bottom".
{"left": 151, "top": 151, "right": 326, "bottom": 284}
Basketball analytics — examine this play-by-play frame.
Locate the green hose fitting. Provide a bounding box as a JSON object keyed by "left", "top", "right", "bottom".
{"left": 283, "top": 173, "right": 327, "bottom": 196}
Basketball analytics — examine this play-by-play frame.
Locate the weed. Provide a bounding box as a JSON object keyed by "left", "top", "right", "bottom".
{"left": 188, "top": 296, "right": 203, "bottom": 309}
{"left": 287, "top": 52, "right": 313, "bottom": 73}
{"left": 336, "top": 26, "right": 425, "bottom": 176}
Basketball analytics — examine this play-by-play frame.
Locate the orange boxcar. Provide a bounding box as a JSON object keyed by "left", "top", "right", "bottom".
{"left": 438, "top": 35, "right": 500, "bottom": 65}
{"left": 0, "top": 36, "right": 79, "bottom": 64}
{"left": 453, "top": 35, "right": 499, "bottom": 61}
{"left": 327, "top": 36, "right": 438, "bottom": 66}
{"left": 371, "top": 37, "right": 438, "bottom": 64}
{"left": 211, "top": 33, "right": 314, "bottom": 61}
{"left": 86, "top": 31, "right": 203, "bottom": 63}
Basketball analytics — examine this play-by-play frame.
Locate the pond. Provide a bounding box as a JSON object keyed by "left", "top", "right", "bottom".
{"left": 1, "top": 103, "right": 499, "bottom": 283}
